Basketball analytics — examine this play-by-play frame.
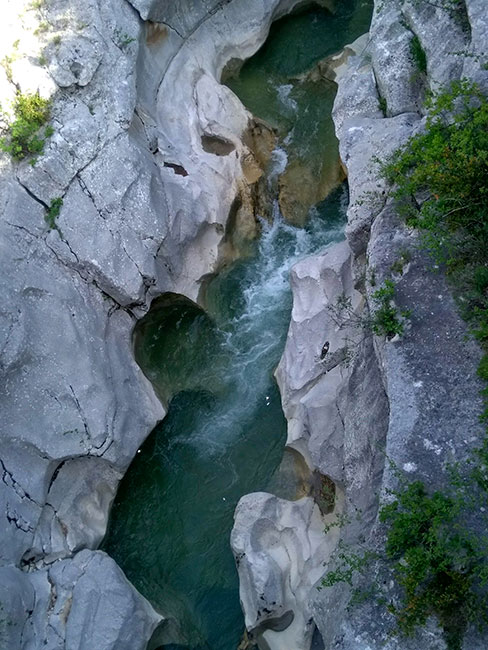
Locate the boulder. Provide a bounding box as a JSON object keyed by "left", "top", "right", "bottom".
{"left": 0, "top": 551, "right": 162, "bottom": 650}
{"left": 232, "top": 493, "right": 338, "bottom": 650}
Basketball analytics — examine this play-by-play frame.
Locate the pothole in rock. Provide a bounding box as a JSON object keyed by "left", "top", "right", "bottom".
{"left": 201, "top": 133, "right": 236, "bottom": 156}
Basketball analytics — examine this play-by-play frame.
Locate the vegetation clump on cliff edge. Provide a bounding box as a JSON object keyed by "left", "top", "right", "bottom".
{"left": 383, "top": 79, "right": 488, "bottom": 383}
{"left": 0, "top": 91, "right": 53, "bottom": 161}
{"left": 379, "top": 79, "right": 488, "bottom": 650}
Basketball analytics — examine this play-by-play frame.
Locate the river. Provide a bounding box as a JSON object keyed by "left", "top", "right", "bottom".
{"left": 102, "top": 2, "right": 373, "bottom": 648}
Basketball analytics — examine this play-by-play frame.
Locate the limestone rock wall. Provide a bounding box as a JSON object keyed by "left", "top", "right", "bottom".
{"left": 232, "top": 1, "right": 488, "bottom": 649}
{"left": 3, "top": 0, "right": 487, "bottom": 647}
{"left": 0, "top": 0, "right": 307, "bottom": 647}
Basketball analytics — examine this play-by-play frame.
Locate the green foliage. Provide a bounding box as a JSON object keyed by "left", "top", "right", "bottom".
{"left": 316, "top": 474, "right": 336, "bottom": 514}
{"left": 379, "top": 480, "right": 487, "bottom": 649}
{"left": 0, "top": 91, "right": 52, "bottom": 161}
{"left": 1, "top": 55, "right": 14, "bottom": 83}
{"left": 319, "top": 540, "right": 371, "bottom": 588}
{"left": 45, "top": 197, "right": 63, "bottom": 229}
{"left": 328, "top": 278, "right": 409, "bottom": 341}
{"left": 368, "top": 266, "right": 377, "bottom": 287}
{"left": 320, "top": 467, "right": 488, "bottom": 649}
{"left": 34, "top": 21, "right": 49, "bottom": 35}
{"left": 114, "top": 29, "right": 136, "bottom": 48}
{"left": 390, "top": 250, "right": 412, "bottom": 275}
{"left": 371, "top": 279, "right": 409, "bottom": 338}
{"left": 382, "top": 80, "right": 488, "bottom": 347}
{"left": 378, "top": 95, "right": 387, "bottom": 117}
{"left": 478, "top": 355, "right": 488, "bottom": 382}
{"left": 410, "top": 35, "right": 427, "bottom": 74}
{"left": 376, "top": 79, "right": 488, "bottom": 648}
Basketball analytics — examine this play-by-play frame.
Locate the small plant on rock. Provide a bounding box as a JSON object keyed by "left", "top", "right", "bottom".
{"left": 34, "top": 21, "right": 49, "bottom": 35}
{"left": 114, "top": 29, "right": 136, "bottom": 48}
{"left": 328, "top": 279, "right": 410, "bottom": 341}
{"left": 45, "top": 197, "right": 63, "bottom": 229}
{"left": 371, "top": 280, "right": 410, "bottom": 339}
{"left": 390, "top": 250, "right": 412, "bottom": 276}
{"left": 320, "top": 540, "right": 371, "bottom": 589}
{"left": 410, "top": 34, "right": 427, "bottom": 74}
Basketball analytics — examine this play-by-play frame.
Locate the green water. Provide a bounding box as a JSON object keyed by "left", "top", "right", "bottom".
{"left": 225, "top": 0, "right": 373, "bottom": 221}
{"left": 103, "top": 3, "right": 372, "bottom": 649}
{"left": 103, "top": 194, "right": 347, "bottom": 649}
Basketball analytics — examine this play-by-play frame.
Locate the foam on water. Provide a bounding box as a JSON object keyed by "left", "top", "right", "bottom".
{"left": 276, "top": 82, "right": 298, "bottom": 113}
{"left": 166, "top": 196, "right": 347, "bottom": 456}
{"left": 268, "top": 147, "right": 288, "bottom": 184}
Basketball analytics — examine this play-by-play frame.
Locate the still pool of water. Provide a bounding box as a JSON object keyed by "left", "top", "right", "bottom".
{"left": 102, "top": 2, "right": 372, "bottom": 648}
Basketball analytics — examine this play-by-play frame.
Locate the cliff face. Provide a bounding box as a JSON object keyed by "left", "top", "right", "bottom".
{"left": 232, "top": 1, "right": 488, "bottom": 649}
{"left": 2, "top": 0, "right": 487, "bottom": 649}
{"left": 0, "top": 0, "right": 308, "bottom": 647}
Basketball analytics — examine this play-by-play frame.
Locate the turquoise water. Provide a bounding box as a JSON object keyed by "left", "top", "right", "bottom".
{"left": 225, "top": 0, "right": 373, "bottom": 222}
{"left": 103, "top": 194, "right": 347, "bottom": 649}
{"left": 103, "top": 2, "right": 372, "bottom": 648}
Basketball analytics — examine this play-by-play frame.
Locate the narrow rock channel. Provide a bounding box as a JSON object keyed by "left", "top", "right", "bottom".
{"left": 103, "top": 3, "right": 372, "bottom": 649}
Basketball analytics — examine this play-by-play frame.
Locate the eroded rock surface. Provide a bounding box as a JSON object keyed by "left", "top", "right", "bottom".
{"left": 232, "top": 493, "right": 339, "bottom": 650}
{"left": 0, "top": 550, "right": 162, "bottom": 650}
{"left": 233, "top": 1, "right": 488, "bottom": 649}
{"left": 0, "top": 0, "right": 333, "bottom": 648}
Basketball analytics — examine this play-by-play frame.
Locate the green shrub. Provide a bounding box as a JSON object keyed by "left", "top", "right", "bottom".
{"left": 320, "top": 540, "right": 371, "bottom": 588}
{"left": 1, "top": 55, "right": 13, "bottom": 83}
{"left": 0, "top": 91, "right": 52, "bottom": 161}
{"left": 34, "top": 21, "right": 49, "bottom": 35}
{"left": 410, "top": 35, "right": 427, "bottom": 74}
{"left": 327, "top": 277, "right": 409, "bottom": 340}
{"left": 379, "top": 480, "right": 486, "bottom": 649}
{"left": 390, "top": 250, "right": 412, "bottom": 276}
{"left": 382, "top": 80, "right": 488, "bottom": 343}
{"left": 478, "top": 355, "right": 488, "bottom": 382}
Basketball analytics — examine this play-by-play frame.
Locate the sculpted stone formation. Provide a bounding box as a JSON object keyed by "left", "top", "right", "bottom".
{"left": 1, "top": 0, "right": 487, "bottom": 649}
